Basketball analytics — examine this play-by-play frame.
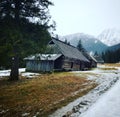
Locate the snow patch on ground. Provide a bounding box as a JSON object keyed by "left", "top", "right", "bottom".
{"left": 21, "top": 72, "right": 40, "bottom": 78}
{"left": 0, "top": 70, "right": 11, "bottom": 77}
{"left": 49, "top": 65, "right": 120, "bottom": 117}
{"left": 19, "top": 68, "right": 26, "bottom": 73}
{"left": 0, "top": 65, "right": 120, "bottom": 117}
{"left": 0, "top": 68, "right": 40, "bottom": 78}
{"left": 80, "top": 79, "right": 120, "bottom": 117}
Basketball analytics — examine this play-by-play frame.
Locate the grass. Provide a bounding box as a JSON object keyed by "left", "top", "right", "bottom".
{"left": 99, "top": 63, "right": 120, "bottom": 71}
{"left": 0, "top": 72, "right": 97, "bottom": 117}
{"left": 104, "top": 63, "right": 120, "bottom": 67}
{"left": 75, "top": 72, "right": 99, "bottom": 77}
{"left": 100, "top": 67, "right": 118, "bottom": 70}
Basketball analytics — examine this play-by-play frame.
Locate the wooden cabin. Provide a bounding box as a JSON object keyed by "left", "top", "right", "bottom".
{"left": 24, "top": 54, "right": 63, "bottom": 72}
{"left": 94, "top": 55, "right": 104, "bottom": 64}
{"left": 24, "top": 38, "right": 97, "bottom": 72}
{"left": 82, "top": 51, "right": 97, "bottom": 68}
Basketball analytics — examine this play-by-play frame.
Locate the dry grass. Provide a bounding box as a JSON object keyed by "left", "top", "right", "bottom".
{"left": 99, "top": 63, "right": 120, "bottom": 71}
{"left": 100, "top": 67, "right": 118, "bottom": 70}
{"left": 75, "top": 72, "right": 99, "bottom": 77}
{"left": 104, "top": 63, "right": 120, "bottom": 67}
{"left": 0, "top": 72, "right": 97, "bottom": 117}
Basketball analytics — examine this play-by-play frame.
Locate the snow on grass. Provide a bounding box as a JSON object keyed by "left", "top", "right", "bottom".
{"left": 21, "top": 72, "right": 40, "bottom": 78}
{"left": 0, "top": 64, "right": 120, "bottom": 117}
{"left": 19, "top": 68, "right": 26, "bottom": 73}
{"left": 78, "top": 64, "right": 120, "bottom": 117}
{"left": 0, "top": 72, "right": 95, "bottom": 117}
{"left": 80, "top": 79, "right": 120, "bottom": 117}
{"left": 50, "top": 64, "right": 120, "bottom": 117}
{"left": 0, "top": 68, "right": 40, "bottom": 78}
{"left": 0, "top": 70, "right": 11, "bottom": 77}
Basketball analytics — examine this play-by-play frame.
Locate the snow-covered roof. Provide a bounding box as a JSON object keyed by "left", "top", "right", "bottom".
{"left": 24, "top": 54, "right": 62, "bottom": 61}
{"left": 89, "top": 54, "right": 97, "bottom": 62}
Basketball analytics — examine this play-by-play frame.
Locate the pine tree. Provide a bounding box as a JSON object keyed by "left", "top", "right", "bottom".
{"left": 101, "top": 52, "right": 105, "bottom": 62}
{"left": 0, "top": 0, "right": 53, "bottom": 22}
{"left": 103, "top": 48, "right": 120, "bottom": 63}
{"left": 94, "top": 51, "right": 98, "bottom": 56}
{"left": 77, "top": 40, "right": 84, "bottom": 51}
{"left": 64, "top": 39, "right": 68, "bottom": 44}
{"left": 0, "top": 0, "right": 53, "bottom": 81}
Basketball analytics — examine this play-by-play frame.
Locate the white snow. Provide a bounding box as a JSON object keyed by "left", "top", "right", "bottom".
{"left": 0, "top": 68, "right": 26, "bottom": 77}
{"left": 0, "top": 70, "right": 11, "bottom": 77}
{"left": 21, "top": 72, "right": 40, "bottom": 78}
{"left": 97, "top": 28, "right": 120, "bottom": 46}
{"left": 0, "top": 68, "right": 40, "bottom": 78}
{"left": 94, "top": 40, "right": 98, "bottom": 43}
{"left": 49, "top": 64, "right": 120, "bottom": 117}
{"left": 59, "top": 33, "right": 95, "bottom": 42}
{"left": 22, "top": 113, "right": 30, "bottom": 117}
{"left": 80, "top": 79, "right": 120, "bottom": 117}
{"left": 19, "top": 68, "right": 26, "bottom": 73}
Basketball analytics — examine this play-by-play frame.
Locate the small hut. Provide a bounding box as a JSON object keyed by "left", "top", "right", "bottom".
{"left": 82, "top": 51, "right": 97, "bottom": 68}
{"left": 24, "top": 38, "right": 97, "bottom": 72}
{"left": 94, "top": 55, "right": 104, "bottom": 64}
{"left": 24, "top": 54, "right": 63, "bottom": 72}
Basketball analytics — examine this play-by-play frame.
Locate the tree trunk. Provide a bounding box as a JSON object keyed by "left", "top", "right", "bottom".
{"left": 10, "top": 0, "right": 20, "bottom": 81}
{"left": 10, "top": 55, "right": 19, "bottom": 81}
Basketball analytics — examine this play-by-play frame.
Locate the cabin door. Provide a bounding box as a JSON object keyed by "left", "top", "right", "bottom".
{"left": 71, "top": 62, "right": 73, "bottom": 69}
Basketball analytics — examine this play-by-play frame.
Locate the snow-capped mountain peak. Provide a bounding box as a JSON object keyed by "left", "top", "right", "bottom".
{"left": 59, "top": 33, "right": 108, "bottom": 54}
{"left": 97, "top": 28, "right": 120, "bottom": 46}
{"left": 59, "top": 33, "right": 95, "bottom": 42}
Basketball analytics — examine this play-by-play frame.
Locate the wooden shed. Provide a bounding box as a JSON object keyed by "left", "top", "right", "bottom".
{"left": 24, "top": 54, "right": 63, "bottom": 72}
{"left": 94, "top": 55, "right": 104, "bottom": 64}
{"left": 82, "top": 51, "right": 97, "bottom": 68}
{"left": 48, "top": 38, "right": 90, "bottom": 71}
{"left": 24, "top": 38, "right": 97, "bottom": 72}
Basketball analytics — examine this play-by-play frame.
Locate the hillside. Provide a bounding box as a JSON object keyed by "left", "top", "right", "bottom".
{"left": 98, "top": 29, "right": 120, "bottom": 46}
{"left": 107, "top": 43, "right": 120, "bottom": 51}
{"left": 59, "top": 33, "right": 108, "bottom": 54}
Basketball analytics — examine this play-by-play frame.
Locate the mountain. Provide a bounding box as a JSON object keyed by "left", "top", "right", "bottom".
{"left": 97, "top": 29, "right": 120, "bottom": 46}
{"left": 108, "top": 43, "right": 120, "bottom": 51}
{"left": 59, "top": 33, "right": 108, "bottom": 54}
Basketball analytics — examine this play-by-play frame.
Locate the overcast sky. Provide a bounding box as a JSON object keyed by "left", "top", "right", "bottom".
{"left": 50, "top": 0, "right": 120, "bottom": 36}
